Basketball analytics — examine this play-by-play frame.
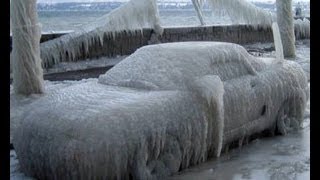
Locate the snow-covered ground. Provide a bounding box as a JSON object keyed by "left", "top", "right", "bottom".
{"left": 10, "top": 40, "right": 310, "bottom": 180}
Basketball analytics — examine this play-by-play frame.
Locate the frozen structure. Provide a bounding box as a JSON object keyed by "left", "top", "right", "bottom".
{"left": 10, "top": 0, "right": 44, "bottom": 95}
{"left": 272, "top": 22, "right": 284, "bottom": 61}
{"left": 194, "top": 0, "right": 310, "bottom": 58}
{"left": 206, "top": 0, "right": 275, "bottom": 26}
{"left": 191, "top": 0, "right": 206, "bottom": 25}
{"left": 40, "top": 0, "right": 162, "bottom": 69}
{"left": 294, "top": 18, "right": 310, "bottom": 41}
{"left": 13, "top": 42, "right": 308, "bottom": 179}
{"left": 276, "top": 0, "right": 296, "bottom": 58}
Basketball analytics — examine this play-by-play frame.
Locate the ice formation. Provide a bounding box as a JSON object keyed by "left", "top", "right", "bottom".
{"left": 191, "top": 0, "right": 206, "bottom": 25}
{"left": 276, "top": 0, "right": 296, "bottom": 57}
{"left": 203, "top": 0, "right": 301, "bottom": 57}
{"left": 272, "top": 22, "right": 284, "bottom": 61}
{"left": 206, "top": 0, "right": 275, "bottom": 26}
{"left": 294, "top": 18, "right": 310, "bottom": 40}
{"left": 13, "top": 42, "right": 308, "bottom": 179}
{"left": 10, "top": 0, "right": 44, "bottom": 95}
{"left": 40, "top": 0, "right": 162, "bottom": 69}
{"left": 36, "top": 0, "right": 310, "bottom": 69}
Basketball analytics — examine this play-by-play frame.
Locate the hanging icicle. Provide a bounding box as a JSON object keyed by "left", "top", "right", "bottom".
{"left": 272, "top": 22, "right": 284, "bottom": 61}
{"left": 40, "top": 0, "right": 163, "bottom": 69}
{"left": 192, "top": 0, "right": 206, "bottom": 25}
{"left": 206, "top": 0, "right": 275, "bottom": 27}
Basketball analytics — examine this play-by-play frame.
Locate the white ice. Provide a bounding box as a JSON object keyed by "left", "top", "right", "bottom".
{"left": 12, "top": 41, "right": 308, "bottom": 179}
{"left": 39, "top": 0, "right": 162, "bottom": 69}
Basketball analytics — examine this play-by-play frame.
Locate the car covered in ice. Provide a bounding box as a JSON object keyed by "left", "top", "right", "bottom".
{"left": 13, "top": 42, "right": 308, "bottom": 180}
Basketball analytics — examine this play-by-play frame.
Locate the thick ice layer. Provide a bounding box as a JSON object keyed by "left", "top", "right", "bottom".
{"left": 40, "top": 0, "right": 162, "bottom": 69}
{"left": 13, "top": 42, "right": 308, "bottom": 180}
{"left": 276, "top": 0, "right": 296, "bottom": 58}
{"left": 11, "top": 0, "right": 44, "bottom": 95}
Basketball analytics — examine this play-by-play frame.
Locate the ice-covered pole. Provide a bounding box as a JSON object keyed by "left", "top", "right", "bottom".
{"left": 11, "top": 0, "right": 44, "bottom": 95}
{"left": 276, "top": 0, "right": 296, "bottom": 58}
{"left": 192, "top": 0, "right": 206, "bottom": 25}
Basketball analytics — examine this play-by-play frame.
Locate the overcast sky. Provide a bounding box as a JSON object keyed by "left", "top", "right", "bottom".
{"left": 37, "top": 0, "right": 309, "bottom": 3}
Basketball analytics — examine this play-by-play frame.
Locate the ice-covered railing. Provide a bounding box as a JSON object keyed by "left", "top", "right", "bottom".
{"left": 294, "top": 18, "right": 310, "bottom": 40}
{"left": 206, "top": 0, "right": 275, "bottom": 27}
{"left": 40, "top": 0, "right": 162, "bottom": 69}
{"left": 197, "top": 0, "right": 309, "bottom": 57}
{"left": 190, "top": 0, "right": 309, "bottom": 36}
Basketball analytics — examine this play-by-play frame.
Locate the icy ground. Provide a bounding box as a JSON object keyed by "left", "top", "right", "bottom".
{"left": 10, "top": 40, "right": 310, "bottom": 180}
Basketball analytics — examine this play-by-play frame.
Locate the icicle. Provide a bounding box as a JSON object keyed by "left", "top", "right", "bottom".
{"left": 206, "top": 0, "right": 275, "bottom": 27}
{"left": 40, "top": 0, "right": 162, "bottom": 69}
{"left": 192, "top": 0, "right": 206, "bottom": 25}
{"left": 272, "top": 22, "right": 284, "bottom": 61}
{"left": 294, "top": 18, "right": 310, "bottom": 40}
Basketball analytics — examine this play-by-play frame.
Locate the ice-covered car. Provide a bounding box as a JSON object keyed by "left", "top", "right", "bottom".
{"left": 13, "top": 42, "right": 308, "bottom": 180}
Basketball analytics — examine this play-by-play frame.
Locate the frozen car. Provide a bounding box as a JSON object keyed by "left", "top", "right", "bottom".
{"left": 13, "top": 42, "right": 308, "bottom": 180}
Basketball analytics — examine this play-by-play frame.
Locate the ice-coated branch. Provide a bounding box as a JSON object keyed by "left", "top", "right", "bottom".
{"left": 11, "top": 0, "right": 44, "bottom": 95}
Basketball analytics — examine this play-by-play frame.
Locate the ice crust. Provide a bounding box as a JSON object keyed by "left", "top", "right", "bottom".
{"left": 39, "top": 0, "right": 162, "bottom": 69}
{"left": 13, "top": 42, "right": 308, "bottom": 180}
{"left": 10, "top": 0, "right": 44, "bottom": 95}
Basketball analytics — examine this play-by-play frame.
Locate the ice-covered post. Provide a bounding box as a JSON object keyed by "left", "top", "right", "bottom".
{"left": 276, "top": 0, "right": 296, "bottom": 58}
{"left": 192, "top": 0, "right": 206, "bottom": 25}
{"left": 11, "top": 0, "right": 44, "bottom": 95}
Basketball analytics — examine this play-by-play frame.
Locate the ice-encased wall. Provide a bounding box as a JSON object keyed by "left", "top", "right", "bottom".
{"left": 40, "top": 0, "right": 162, "bottom": 69}
{"left": 11, "top": 0, "right": 44, "bottom": 95}
{"left": 13, "top": 42, "right": 308, "bottom": 180}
